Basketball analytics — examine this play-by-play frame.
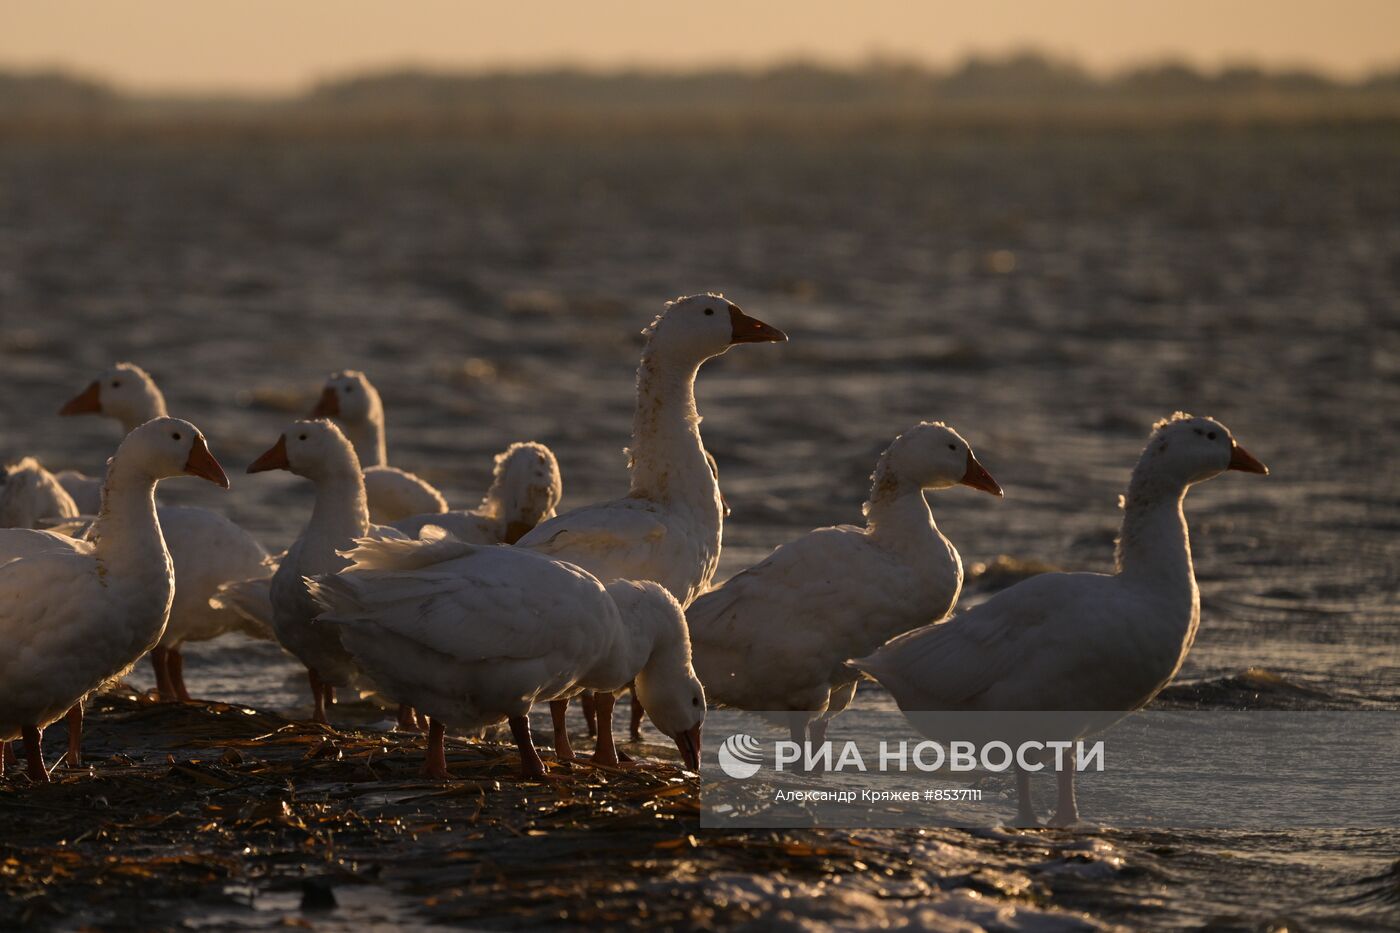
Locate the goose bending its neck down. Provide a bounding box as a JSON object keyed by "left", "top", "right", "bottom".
{"left": 392, "top": 441, "right": 563, "bottom": 545}
{"left": 0, "top": 418, "right": 229, "bottom": 781}
{"left": 515, "top": 294, "right": 785, "bottom": 760}
{"left": 0, "top": 458, "right": 79, "bottom": 529}
{"left": 308, "top": 528, "right": 705, "bottom": 779}
{"left": 689, "top": 421, "right": 1002, "bottom": 746}
{"left": 310, "top": 370, "right": 447, "bottom": 524}
{"left": 57, "top": 363, "right": 272, "bottom": 702}
{"left": 249, "top": 419, "right": 406, "bottom": 725}
{"left": 857, "top": 413, "right": 1269, "bottom": 827}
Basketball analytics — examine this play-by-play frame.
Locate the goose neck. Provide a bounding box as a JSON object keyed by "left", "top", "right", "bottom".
{"left": 118, "top": 394, "right": 169, "bottom": 435}
{"left": 1115, "top": 479, "right": 1196, "bottom": 592}
{"left": 91, "top": 459, "right": 168, "bottom": 582}
{"left": 864, "top": 460, "right": 940, "bottom": 546}
{"left": 341, "top": 418, "right": 387, "bottom": 469}
{"left": 307, "top": 468, "right": 371, "bottom": 543}
{"left": 626, "top": 350, "right": 715, "bottom": 513}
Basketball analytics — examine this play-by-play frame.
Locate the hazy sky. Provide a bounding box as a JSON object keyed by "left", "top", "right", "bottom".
{"left": 4, "top": 0, "right": 1398, "bottom": 94}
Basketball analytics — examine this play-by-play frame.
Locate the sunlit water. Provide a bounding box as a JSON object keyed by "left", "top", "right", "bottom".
{"left": 3, "top": 130, "right": 1397, "bottom": 930}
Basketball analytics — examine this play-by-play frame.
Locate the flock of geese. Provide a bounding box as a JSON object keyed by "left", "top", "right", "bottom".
{"left": 0, "top": 294, "right": 1267, "bottom": 826}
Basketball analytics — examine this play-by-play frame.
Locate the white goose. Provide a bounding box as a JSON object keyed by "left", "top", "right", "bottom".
{"left": 0, "top": 419, "right": 229, "bottom": 781}
{"left": 515, "top": 295, "right": 785, "bottom": 758}
{"left": 690, "top": 422, "right": 1003, "bottom": 744}
{"left": 0, "top": 458, "right": 79, "bottom": 529}
{"left": 857, "top": 414, "right": 1269, "bottom": 826}
{"left": 248, "top": 419, "right": 406, "bottom": 724}
{"left": 308, "top": 527, "right": 706, "bottom": 778}
{"left": 207, "top": 442, "right": 561, "bottom": 707}
{"left": 57, "top": 363, "right": 272, "bottom": 701}
{"left": 310, "top": 370, "right": 448, "bottom": 523}
{"left": 392, "top": 441, "right": 562, "bottom": 545}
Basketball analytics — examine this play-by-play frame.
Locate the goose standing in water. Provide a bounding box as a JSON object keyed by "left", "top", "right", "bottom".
{"left": 310, "top": 370, "right": 448, "bottom": 523}
{"left": 248, "top": 419, "right": 408, "bottom": 725}
{"left": 0, "top": 419, "right": 228, "bottom": 780}
{"left": 211, "top": 442, "right": 562, "bottom": 662}
{"left": 57, "top": 364, "right": 272, "bottom": 701}
{"left": 690, "top": 422, "right": 1002, "bottom": 745}
{"left": 858, "top": 414, "right": 1268, "bottom": 826}
{"left": 309, "top": 528, "right": 705, "bottom": 778}
{"left": 514, "top": 295, "right": 785, "bottom": 761}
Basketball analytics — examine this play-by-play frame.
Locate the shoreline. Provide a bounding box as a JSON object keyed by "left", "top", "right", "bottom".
{"left": 1, "top": 689, "right": 1113, "bottom": 931}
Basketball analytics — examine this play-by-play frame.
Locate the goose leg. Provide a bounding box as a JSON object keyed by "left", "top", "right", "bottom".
{"left": 590, "top": 693, "right": 624, "bottom": 767}
{"left": 509, "top": 714, "right": 547, "bottom": 779}
{"left": 169, "top": 648, "right": 192, "bottom": 703}
{"left": 809, "top": 718, "right": 829, "bottom": 747}
{"left": 396, "top": 704, "right": 420, "bottom": 732}
{"left": 151, "top": 646, "right": 175, "bottom": 702}
{"left": 1048, "top": 766, "right": 1080, "bottom": 827}
{"left": 1, "top": 740, "right": 12, "bottom": 776}
{"left": 549, "top": 699, "right": 576, "bottom": 762}
{"left": 785, "top": 716, "right": 813, "bottom": 773}
{"left": 629, "top": 687, "right": 645, "bottom": 741}
{"left": 22, "top": 725, "right": 48, "bottom": 783}
{"left": 420, "top": 719, "right": 450, "bottom": 779}
{"left": 580, "top": 692, "right": 598, "bottom": 737}
{"left": 1012, "top": 766, "right": 1040, "bottom": 827}
{"left": 308, "top": 669, "right": 329, "bottom": 725}
{"left": 64, "top": 702, "right": 83, "bottom": 769}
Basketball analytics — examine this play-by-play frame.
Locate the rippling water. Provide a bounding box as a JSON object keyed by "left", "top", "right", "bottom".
{"left": 2, "top": 128, "right": 1397, "bottom": 930}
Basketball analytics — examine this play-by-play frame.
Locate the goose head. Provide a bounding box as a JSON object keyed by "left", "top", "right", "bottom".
{"left": 1141, "top": 413, "right": 1269, "bottom": 488}
{"left": 60, "top": 362, "right": 167, "bottom": 430}
{"left": 611, "top": 580, "right": 705, "bottom": 770}
{"left": 642, "top": 294, "right": 786, "bottom": 365}
{"left": 310, "top": 370, "right": 382, "bottom": 427}
{"left": 118, "top": 417, "right": 229, "bottom": 488}
{"left": 870, "top": 422, "right": 1003, "bottom": 502}
{"left": 487, "top": 442, "right": 563, "bottom": 543}
{"left": 248, "top": 419, "right": 360, "bottom": 481}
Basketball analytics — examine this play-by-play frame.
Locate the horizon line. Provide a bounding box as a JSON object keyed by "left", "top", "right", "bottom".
{"left": 7, "top": 46, "right": 1400, "bottom": 101}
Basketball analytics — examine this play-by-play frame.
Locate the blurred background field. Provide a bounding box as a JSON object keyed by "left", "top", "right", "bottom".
{"left": 3, "top": 51, "right": 1397, "bottom": 714}
{"left": 2, "top": 12, "right": 1399, "bottom": 929}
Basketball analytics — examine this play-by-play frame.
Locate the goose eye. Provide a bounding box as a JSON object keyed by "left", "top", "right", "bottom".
{"left": 948, "top": 443, "right": 957, "bottom": 451}
{"left": 692, "top": 697, "right": 701, "bottom": 707}
{"left": 703, "top": 308, "right": 714, "bottom": 316}
{"left": 299, "top": 433, "right": 308, "bottom": 441}
{"left": 1207, "top": 431, "right": 1217, "bottom": 441}
{"left": 344, "top": 385, "right": 355, "bottom": 393}
{"left": 112, "top": 381, "right": 121, "bottom": 388}
{"left": 171, "top": 432, "right": 181, "bottom": 441}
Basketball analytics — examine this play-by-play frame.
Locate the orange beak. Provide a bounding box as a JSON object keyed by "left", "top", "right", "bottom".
{"left": 310, "top": 386, "right": 339, "bottom": 418}
{"left": 248, "top": 435, "right": 291, "bottom": 473}
{"left": 959, "top": 452, "right": 1003, "bottom": 497}
{"left": 1228, "top": 443, "right": 1269, "bottom": 475}
{"left": 60, "top": 381, "right": 103, "bottom": 416}
{"left": 674, "top": 724, "right": 702, "bottom": 771}
{"left": 184, "top": 435, "right": 230, "bottom": 489}
{"left": 728, "top": 306, "right": 787, "bottom": 344}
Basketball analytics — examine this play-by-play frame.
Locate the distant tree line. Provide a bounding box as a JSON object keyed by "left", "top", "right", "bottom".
{"left": 5, "top": 51, "right": 1400, "bottom": 133}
